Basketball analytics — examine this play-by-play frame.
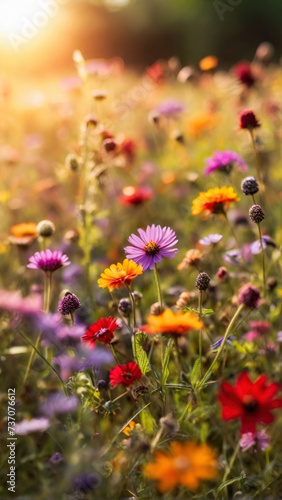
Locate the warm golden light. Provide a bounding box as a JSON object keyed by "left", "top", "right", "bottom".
{"left": 0, "top": 0, "right": 40, "bottom": 35}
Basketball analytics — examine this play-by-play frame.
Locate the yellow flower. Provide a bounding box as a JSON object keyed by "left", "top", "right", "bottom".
{"left": 145, "top": 309, "right": 203, "bottom": 335}
{"left": 192, "top": 187, "right": 240, "bottom": 217}
{"left": 144, "top": 441, "right": 218, "bottom": 492}
{"left": 98, "top": 259, "right": 143, "bottom": 292}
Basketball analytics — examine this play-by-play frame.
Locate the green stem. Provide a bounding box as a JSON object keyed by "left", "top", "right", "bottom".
{"left": 111, "top": 344, "right": 121, "bottom": 366}
{"left": 222, "top": 442, "right": 240, "bottom": 487}
{"left": 199, "top": 303, "right": 245, "bottom": 389}
{"left": 22, "top": 332, "right": 42, "bottom": 386}
{"left": 223, "top": 210, "right": 240, "bottom": 247}
{"left": 249, "top": 129, "right": 264, "bottom": 189}
{"left": 45, "top": 271, "right": 52, "bottom": 313}
{"left": 198, "top": 290, "right": 203, "bottom": 377}
{"left": 18, "top": 330, "right": 67, "bottom": 394}
{"left": 153, "top": 263, "right": 163, "bottom": 310}
{"left": 127, "top": 286, "right": 136, "bottom": 329}
{"left": 258, "top": 222, "right": 266, "bottom": 297}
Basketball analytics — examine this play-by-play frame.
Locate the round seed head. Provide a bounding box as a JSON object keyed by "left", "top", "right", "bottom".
{"left": 195, "top": 272, "right": 210, "bottom": 291}
{"left": 241, "top": 176, "right": 259, "bottom": 196}
{"left": 249, "top": 204, "right": 265, "bottom": 224}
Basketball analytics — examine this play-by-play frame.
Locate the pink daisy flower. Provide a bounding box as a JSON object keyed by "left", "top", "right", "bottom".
{"left": 27, "top": 249, "right": 70, "bottom": 273}
{"left": 124, "top": 224, "right": 178, "bottom": 271}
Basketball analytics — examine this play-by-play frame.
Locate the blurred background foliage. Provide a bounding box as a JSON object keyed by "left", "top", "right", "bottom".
{"left": 1, "top": 0, "right": 282, "bottom": 75}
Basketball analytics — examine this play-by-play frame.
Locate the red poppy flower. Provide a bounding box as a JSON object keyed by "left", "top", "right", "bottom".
{"left": 219, "top": 372, "right": 282, "bottom": 434}
{"left": 109, "top": 362, "right": 142, "bottom": 388}
{"left": 119, "top": 186, "right": 153, "bottom": 206}
{"left": 82, "top": 317, "right": 119, "bottom": 345}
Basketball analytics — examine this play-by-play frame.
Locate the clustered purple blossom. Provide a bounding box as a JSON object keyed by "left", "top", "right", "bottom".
{"left": 205, "top": 150, "right": 247, "bottom": 176}
{"left": 125, "top": 224, "right": 178, "bottom": 271}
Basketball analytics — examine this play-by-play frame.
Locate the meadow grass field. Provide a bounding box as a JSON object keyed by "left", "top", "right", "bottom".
{"left": 1, "top": 49, "right": 282, "bottom": 499}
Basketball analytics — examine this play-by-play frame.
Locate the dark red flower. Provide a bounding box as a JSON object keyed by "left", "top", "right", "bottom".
{"left": 117, "top": 139, "right": 137, "bottom": 161}
{"left": 82, "top": 317, "right": 119, "bottom": 345}
{"left": 238, "top": 283, "right": 261, "bottom": 309}
{"left": 119, "top": 186, "right": 153, "bottom": 206}
{"left": 219, "top": 372, "right": 282, "bottom": 434}
{"left": 109, "top": 362, "right": 142, "bottom": 388}
{"left": 233, "top": 62, "right": 256, "bottom": 88}
{"left": 239, "top": 110, "right": 260, "bottom": 130}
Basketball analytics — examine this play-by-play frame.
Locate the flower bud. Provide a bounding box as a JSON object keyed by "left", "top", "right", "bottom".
{"left": 36, "top": 220, "right": 55, "bottom": 238}
{"left": 249, "top": 204, "right": 265, "bottom": 224}
{"left": 239, "top": 110, "right": 260, "bottom": 130}
{"left": 238, "top": 283, "right": 261, "bottom": 309}
{"left": 195, "top": 272, "right": 210, "bottom": 291}
{"left": 118, "top": 298, "right": 132, "bottom": 317}
{"left": 241, "top": 176, "right": 259, "bottom": 196}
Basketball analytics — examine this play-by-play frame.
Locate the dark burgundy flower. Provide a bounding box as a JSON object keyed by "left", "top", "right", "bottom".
{"left": 109, "top": 362, "right": 142, "bottom": 388}
{"left": 119, "top": 186, "right": 153, "bottom": 206}
{"left": 239, "top": 110, "right": 260, "bottom": 130}
{"left": 238, "top": 283, "right": 261, "bottom": 309}
{"left": 219, "top": 372, "right": 282, "bottom": 433}
{"left": 233, "top": 62, "right": 256, "bottom": 88}
{"left": 82, "top": 317, "right": 119, "bottom": 345}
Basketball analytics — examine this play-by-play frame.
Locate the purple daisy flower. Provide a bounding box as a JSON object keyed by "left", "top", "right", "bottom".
{"left": 155, "top": 99, "right": 186, "bottom": 117}
{"left": 27, "top": 249, "right": 70, "bottom": 273}
{"left": 199, "top": 233, "right": 223, "bottom": 246}
{"left": 124, "top": 224, "right": 178, "bottom": 271}
{"left": 205, "top": 150, "right": 247, "bottom": 176}
{"left": 15, "top": 418, "right": 50, "bottom": 435}
{"left": 40, "top": 392, "right": 79, "bottom": 417}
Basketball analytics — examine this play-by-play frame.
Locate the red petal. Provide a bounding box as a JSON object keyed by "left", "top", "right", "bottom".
{"left": 241, "top": 414, "right": 257, "bottom": 434}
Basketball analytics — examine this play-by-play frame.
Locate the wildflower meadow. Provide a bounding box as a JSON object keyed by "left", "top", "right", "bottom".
{"left": 1, "top": 27, "right": 282, "bottom": 500}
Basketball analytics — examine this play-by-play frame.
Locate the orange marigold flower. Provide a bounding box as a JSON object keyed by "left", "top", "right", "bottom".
{"left": 192, "top": 187, "right": 240, "bottom": 217}
{"left": 199, "top": 55, "right": 218, "bottom": 71}
{"left": 10, "top": 223, "right": 37, "bottom": 238}
{"left": 144, "top": 441, "right": 218, "bottom": 492}
{"left": 98, "top": 259, "right": 143, "bottom": 292}
{"left": 145, "top": 309, "right": 203, "bottom": 335}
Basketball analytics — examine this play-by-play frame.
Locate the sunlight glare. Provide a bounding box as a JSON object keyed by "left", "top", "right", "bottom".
{"left": 0, "top": 0, "right": 41, "bottom": 35}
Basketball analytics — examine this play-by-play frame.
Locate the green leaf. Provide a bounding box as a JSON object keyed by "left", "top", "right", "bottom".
{"left": 216, "top": 473, "right": 246, "bottom": 496}
{"left": 132, "top": 332, "right": 151, "bottom": 374}
{"left": 184, "top": 307, "right": 214, "bottom": 316}
{"left": 161, "top": 338, "right": 174, "bottom": 388}
{"left": 190, "top": 357, "right": 201, "bottom": 389}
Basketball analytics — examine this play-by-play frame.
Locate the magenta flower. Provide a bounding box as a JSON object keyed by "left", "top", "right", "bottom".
{"left": 205, "top": 150, "right": 247, "bottom": 176}
{"left": 124, "top": 224, "right": 178, "bottom": 271}
{"left": 27, "top": 249, "right": 70, "bottom": 273}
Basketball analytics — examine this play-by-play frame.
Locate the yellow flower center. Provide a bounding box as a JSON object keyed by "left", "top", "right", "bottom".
{"left": 144, "top": 240, "right": 160, "bottom": 256}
